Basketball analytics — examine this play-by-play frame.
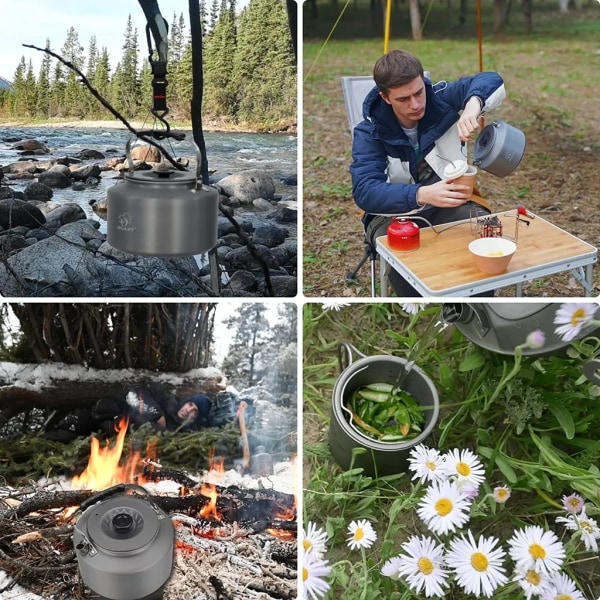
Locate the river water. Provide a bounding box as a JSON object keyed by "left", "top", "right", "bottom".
{"left": 0, "top": 126, "right": 298, "bottom": 227}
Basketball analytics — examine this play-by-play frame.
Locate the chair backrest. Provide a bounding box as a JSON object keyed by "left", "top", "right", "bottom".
{"left": 341, "top": 72, "right": 431, "bottom": 139}
{"left": 340, "top": 76, "right": 376, "bottom": 138}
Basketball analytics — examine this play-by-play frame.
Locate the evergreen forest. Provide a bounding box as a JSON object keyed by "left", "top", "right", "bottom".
{"left": 0, "top": 0, "right": 296, "bottom": 132}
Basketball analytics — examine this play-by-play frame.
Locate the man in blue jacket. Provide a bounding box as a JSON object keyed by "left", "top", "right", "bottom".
{"left": 350, "top": 49, "right": 505, "bottom": 296}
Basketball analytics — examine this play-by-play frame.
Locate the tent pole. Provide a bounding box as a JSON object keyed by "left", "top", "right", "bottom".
{"left": 384, "top": 0, "right": 392, "bottom": 53}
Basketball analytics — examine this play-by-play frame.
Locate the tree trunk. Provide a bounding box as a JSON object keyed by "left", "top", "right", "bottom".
{"left": 493, "top": 0, "right": 505, "bottom": 33}
{"left": 459, "top": 0, "right": 467, "bottom": 25}
{"left": 522, "top": 0, "right": 533, "bottom": 32}
{"left": 409, "top": 0, "right": 423, "bottom": 40}
{"left": 0, "top": 362, "right": 226, "bottom": 414}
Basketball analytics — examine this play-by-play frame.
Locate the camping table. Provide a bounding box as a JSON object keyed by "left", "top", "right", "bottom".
{"left": 375, "top": 210, "right": 597, "bottom": 297}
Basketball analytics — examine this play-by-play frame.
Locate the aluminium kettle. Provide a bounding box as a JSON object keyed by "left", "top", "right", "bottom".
{"left": 442, "top": 303, "right": 600, "bottom": 357}
{"left": 473, "top": 120, "right": 526, "bottom": 177}
{"left": 73, "top": 484, "right": 174, "bottom": 600}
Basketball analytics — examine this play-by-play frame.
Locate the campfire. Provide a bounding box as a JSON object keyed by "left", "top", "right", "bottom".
{"left": 0, "top": 419, "right": 297, "bottom": 600}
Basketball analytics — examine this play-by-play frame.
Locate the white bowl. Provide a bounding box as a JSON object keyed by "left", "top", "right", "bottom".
{"left": 468, "top": 237, "right": 517, "bottom": 275}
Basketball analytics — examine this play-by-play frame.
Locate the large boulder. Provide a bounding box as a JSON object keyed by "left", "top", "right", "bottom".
{"left": 0, "top": 198, "right": 46, "bottom": 229}
{"left": 2, "top": 160, "right": 40, "bottom": 176}
{"left": 45, "top": 204, "right": 88, "bottom": 229}
{"left": 130, "top": 143, "right": 161, "bottom": 163}
{"left": 38, "top": 165, "right": 72, "bottom": 189}
{"left": 217, "top": 170, "right": 276, "bottom": 203}
{"left": 11, "top": 139, "right": 49, "bottom": 153}
{"left": 23, "top": 181, "right": 53, "bottom": 201}
{"left": 71, "top": 164, "right": 102, "bottom": 181}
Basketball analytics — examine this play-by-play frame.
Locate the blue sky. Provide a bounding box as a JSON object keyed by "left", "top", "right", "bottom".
{"left": 0, "top": 0, "right": 250, "bottom": 80}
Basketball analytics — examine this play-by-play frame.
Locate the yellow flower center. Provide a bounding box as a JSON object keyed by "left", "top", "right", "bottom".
{"left": 417, "top": 557, "right": 434, "bottom": 575}
{"left": 580, "top": 520, "right": 593, "bottom": 533}
{"left": 354, "top": 528, "right": 365, "bottom": 541}
{"left": 568, "top": 498, "right": 580, "bottom": 509}
{"left": 302, "top": 567, "right": 308, "bottom": 582}
{"left": 303, "top": 540, "right": 313, "bottom": 551}
{"left": 435, "top": 498, "right": 453, "bottom": 516}
{"left": 556, "top": 596, "right": 573, "bottom": 600}
{"left": 496, "top": 489, "right": 508, "bottom": 500}
{"left": 426, "top": 460, "right": 437, "bottom": 471}
{"left": 570, "top": 308, "right": 586, "bottom": 326}
{"left": 525, "top": 570, "right": 541, "bottom": 585}
{"left": 529, "top": 543, "right": 547, "bottom": 560}
{"left": 457, "top": 461, "right": 472, "bottom": 476}
{"left": 471, "top": 552, "right": 489, "bottom": 572}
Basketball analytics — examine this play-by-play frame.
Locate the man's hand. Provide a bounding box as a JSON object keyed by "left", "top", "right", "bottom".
{"left": 457, "top": 96, "right": 483, "bottom": 142}
{"left": 417, "top": 179, "right": 471, "bottom": 208}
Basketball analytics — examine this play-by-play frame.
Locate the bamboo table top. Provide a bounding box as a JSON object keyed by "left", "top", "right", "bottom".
{"left": 376, "top": 210, "right": 597, "bottom": 296}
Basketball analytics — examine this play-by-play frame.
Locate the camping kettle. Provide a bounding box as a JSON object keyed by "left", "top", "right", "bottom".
{"left": 473, "top": 120, "right": 526, "bottom": 177}
{"left": 73, "top": 484, "right": 174, "bottom": 600}
{"left": 107, "top": 139, "right": 219, "bottom": 256}
{"left": 442, "top": 303, "right": 600, "bottom": 357}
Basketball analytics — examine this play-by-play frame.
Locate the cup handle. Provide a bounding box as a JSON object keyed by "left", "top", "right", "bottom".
{"left": 583, "top": 360, "right": 600, "bottom": 385}
{"left": 337, "top": 343, "right": 366, "bottom": 373}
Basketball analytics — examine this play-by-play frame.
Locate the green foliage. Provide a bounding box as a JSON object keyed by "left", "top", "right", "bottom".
{"left": 0, "top": 425, "right": 240, "bottom": 485}
{"left": 1, "top": 0, "right": 295, "bottom": 131}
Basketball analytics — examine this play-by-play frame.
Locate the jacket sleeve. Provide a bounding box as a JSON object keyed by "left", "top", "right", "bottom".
{"left": 435, "top": 71, "right": 505, "bottom": 114}
{"left": 349, "top": 122, "right": 421, "bottom": 215}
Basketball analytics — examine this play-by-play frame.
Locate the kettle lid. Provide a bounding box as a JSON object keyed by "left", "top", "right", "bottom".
{"left": 82, "top": 495, "right": 160, "bottom": 553}
{"left": 473, "top": 122, "right": 499, "bottom": 162}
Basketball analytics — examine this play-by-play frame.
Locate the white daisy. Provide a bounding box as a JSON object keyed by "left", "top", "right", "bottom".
{"left": 513, "top": 567, "right": 551, "bottom": 600}
{"left": 553, "top": 303, "right": 597, "bottom": 342}
{"left": 493, "top": 485, "right": 511, "bottom": 504}
{"left": 395, "top": 535, "right": 449, "bottom": 598}
{"left": 346, "top": 519, "right": 377, "bottom": 550}
{"left": 303, "top": 521, "right": 328, "bottom": 557}
{"left": 417, "top": 479, "right": 473, "bottom": 536}
{"left": 541, "top": 571, "right": 586, "bottom": 600}
{"left": 407, "top": 444, "right": 447, "bottom": 484}
{"left": 445, "top": 530, "right": 508, "bottom": 598}
{"left": 556, "top": 510, "right": 600, "bottom": 552}
{"left": 321, "top": 301, "right": 350, "bottom": 311}
{"left": 302, "top": 548, "right": 331, "bottom": 600}
{"left": 381, "top": 555, "right": 403, "bottom": 579}
{"left": 401, "top": 302, "right": 425, "bottom": 315}
{"left": 507, "top": 525, "right": 565, "bottom": 574}
{"left": 441, "top": 448, "right": 486, "bottom": 489}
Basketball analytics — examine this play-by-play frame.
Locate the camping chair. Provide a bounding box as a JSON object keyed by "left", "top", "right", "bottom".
{"left": 341, "top": 74, "right": 429, "bottom": 296}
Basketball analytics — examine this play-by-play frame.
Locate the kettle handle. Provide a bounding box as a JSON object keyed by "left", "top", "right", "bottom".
{"left": 583, "top": 359, "right": 600, "bottom": 386}
{"left": 337, "top": 343, "right": 366, "bottom": 373}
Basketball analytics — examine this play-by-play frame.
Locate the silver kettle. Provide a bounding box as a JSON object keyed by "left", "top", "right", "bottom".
{"left": 73, "top": 484, "right": 174, "bottom": 600}
{"left": 442, "top": 303, "right": 600, "bottom": 357}
{"left": 473, "top": 120, "right": 526, "bottom": 177}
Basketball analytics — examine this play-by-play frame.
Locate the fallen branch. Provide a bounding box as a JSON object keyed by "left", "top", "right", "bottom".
{"left": 23, "top": 43, "right": 185, "bottom": 172}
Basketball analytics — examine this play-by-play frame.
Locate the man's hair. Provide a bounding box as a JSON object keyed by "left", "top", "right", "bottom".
{"left": 373, "top": 50, "right": 424, "bottom": 93}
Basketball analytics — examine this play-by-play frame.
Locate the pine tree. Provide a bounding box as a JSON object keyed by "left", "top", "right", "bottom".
{"left": 112, "top": 15, "right": 140, "bottom": 119}
{"left": 92, "top": 48, "right": 111, "bottom": 118}
{"left": 61, "top": 27, "right": 86, "bottom": 117}
{"left": 208, "top": 0, "right": 220, "bottom": 33}
{"left": 23, "top": 60, "right": 37, "bottom": 117}
{"left": 233, "top": 0, "right": 296, "bottom": 128}
{"left": 220, "top": 304, "right": 270, "bottom": 389}
{"left": 9, "top": 57, "right": 26, "bottom": 116}
{"left": 49, "top": 61, "right": 65, "bottom": 117}
{"left": 36, "top": 41, "right": 52, "bottom": 118}
{"left": 203, "top": 0, "right": 237, "bottom": 121}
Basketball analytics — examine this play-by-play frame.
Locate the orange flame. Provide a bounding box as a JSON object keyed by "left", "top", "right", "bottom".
{"left": 199, "top": 483, "right": 219, "bottom": 519}
{"left": 71, "top": 417, "right": 142, "bottom": 491}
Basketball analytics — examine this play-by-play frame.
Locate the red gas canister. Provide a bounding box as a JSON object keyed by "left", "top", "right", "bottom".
{"left": 387, "top": 217, "right": 420, "bottom": 252}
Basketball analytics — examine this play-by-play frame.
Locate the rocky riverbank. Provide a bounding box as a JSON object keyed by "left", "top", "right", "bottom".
{"left": 0, "top": 137, "right": 297, "bottom": 297}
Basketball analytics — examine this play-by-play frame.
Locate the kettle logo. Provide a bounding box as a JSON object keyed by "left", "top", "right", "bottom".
{"left": 117, "top": 213, "right": 136, "bottom": 232}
